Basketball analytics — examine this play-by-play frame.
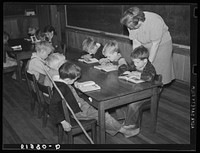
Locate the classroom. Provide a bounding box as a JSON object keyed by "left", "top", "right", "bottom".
{"left": 3, "top": 3, "right": 196, "bottom": 151}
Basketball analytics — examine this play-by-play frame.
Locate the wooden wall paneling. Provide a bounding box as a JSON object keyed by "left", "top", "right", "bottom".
{"left": 172, "top": 53, "right": 185, "bottom": 81}
{"left": 183, "top": 56, "right": 190, "bottom": 83}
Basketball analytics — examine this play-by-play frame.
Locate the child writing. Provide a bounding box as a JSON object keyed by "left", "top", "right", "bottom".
{"left": 27, "top": 41, "right": 54, "bottom": 87}
{"left": 3, "top": 31, "right": 17, "bottom": 69}
{"left": 119, "top": 45, "right": 156, "bottom": 81}
{"left": 49, "top": 61, "right": 140, "bottom": 137}
{"left": 99, "top": 40, "right": 127, "bottom": 68}
{"left": 81, "top": 37, "right": 105, "bottom": 61}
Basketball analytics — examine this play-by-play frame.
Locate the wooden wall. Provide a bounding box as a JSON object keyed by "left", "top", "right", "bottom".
{"left": 3, "top": 16, "right": 39, "bottom": 39}
{"left": 65, "top": 27, "right": 190, "bottom": 84}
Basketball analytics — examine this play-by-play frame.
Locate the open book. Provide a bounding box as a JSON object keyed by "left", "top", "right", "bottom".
{"left": 11, "top": 45, "right": 22, "bottom": 51}
{"left": 94, "top": 65, "right": 118, "bottom": 72}
{"left": 76, "top": 81, "right": 101, "bottom": 92}
{"left": 118, "top": 75, "right": 145, "bottom": 84}
{"left": 78, "top": 58, "right": 99, "bottom": 64}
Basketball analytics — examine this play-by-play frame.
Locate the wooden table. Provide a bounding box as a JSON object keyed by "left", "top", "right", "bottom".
{"left": 8, "top": 38, "right": 34, "bottom": 82}
{"left": 71, "top": 60, "right": 162, "bottom": 144}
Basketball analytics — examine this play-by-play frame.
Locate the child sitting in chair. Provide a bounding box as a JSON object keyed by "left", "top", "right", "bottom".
{"left": 27, "top": 41, "right": 54, "bottom": 87}
{"left": 81, "top": 37, "right": 105, "bottom": 61}
{"left": 99, "top": 40, "right": 127, "bottom": 68}
{"left": 119, "top": 45, "right": 156, "bottom": 81}
{"left": 49, "top": 61, "right": 140, "bottom": 137}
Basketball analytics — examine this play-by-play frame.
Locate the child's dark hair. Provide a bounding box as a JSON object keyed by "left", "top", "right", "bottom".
{"left": 59, "top": 61, "right": 81, "bottom": 80}
{"left": 3, "top": 31, "right": 10, "bottom": 40}
{"left": 131, "top": 46, "right": 149, "bottom": 60}
{"left": 43, "top": 25, "right": 57, "bottom": 35}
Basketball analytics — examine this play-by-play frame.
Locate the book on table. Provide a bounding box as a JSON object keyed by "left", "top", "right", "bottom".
{"left": 78, "top": 58, "right": 99, "bottom": 64}
{"left": 76, "top": 81, "right": 101, "bottom": 92}
{"left": 94, "top": 64, "right": 118, "bottom": 72}
{"left": 118, "top": 74, "right": 145, "bottom": 84}
{"left": 11, "top": 45, "right": 22, "bottom": 51}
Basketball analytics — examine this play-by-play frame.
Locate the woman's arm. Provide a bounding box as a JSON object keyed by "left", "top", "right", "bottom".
{"left": 132, "top": 39, "right": 142, "bottom": 50}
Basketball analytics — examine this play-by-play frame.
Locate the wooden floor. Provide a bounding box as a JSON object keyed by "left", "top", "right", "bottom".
{"left": 3, "top": 73, "right": 192, "bottom": 149}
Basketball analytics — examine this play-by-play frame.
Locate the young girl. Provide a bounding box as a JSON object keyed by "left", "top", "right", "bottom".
{"left": 81, "top": 37, "right": 105, "bottom": 61}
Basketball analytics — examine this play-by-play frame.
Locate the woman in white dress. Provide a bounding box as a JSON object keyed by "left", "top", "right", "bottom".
{"left": 120, "top": 6, "right": 175, "bottom": 85}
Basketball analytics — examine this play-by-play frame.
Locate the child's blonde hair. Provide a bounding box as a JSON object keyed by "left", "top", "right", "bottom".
{"left": 35, "top": 41, "right": 54, "bottom": 53}
{"left": 46, "top": 53, "right": 66, "bottom": 69}
{"left": 130, "top": 46, "right": 149, "bottom": 60}
{"left": 102, "top": 40, "right": 120, "bottom": 56}
{"left": 82, "top": 37, "right": 96, "bottom": 52}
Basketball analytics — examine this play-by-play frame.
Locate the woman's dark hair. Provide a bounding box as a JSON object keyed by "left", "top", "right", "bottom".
{"left": 120, "top": 6, "right": 145, "bottom": 26}
{"left": 43, "top": 25, "right": 57, "bottom": 35}
{"left": 59, "top": 61, "right": 81, "bottom": 80}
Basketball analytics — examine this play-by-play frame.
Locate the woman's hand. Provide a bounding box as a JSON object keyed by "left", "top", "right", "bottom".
{"left": 61, "top": 120, "right": 72, "bottom": 132}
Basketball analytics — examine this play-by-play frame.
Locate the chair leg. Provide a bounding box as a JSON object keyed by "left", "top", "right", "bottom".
{"left": 58, "top": 124, "right": 64, "bottom": 144}
{"left": 37, "top": 104, "right": 42, "bottom": 119}
{"left": 91, "top": 123, "right": 97, "bottom": 144}
{"left": 42, "top": 111, "right": 48, "bottom": 128}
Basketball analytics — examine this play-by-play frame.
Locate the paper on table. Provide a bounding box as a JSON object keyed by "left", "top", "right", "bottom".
{"left": 78, "top": 58, "right": 99, "bottom": 64}
{"left": 94, "top": 65, "right": 118, "bottom": 72}
{"left": 76, "top": 81, "right": 101, "bottom": 92}
{"left": 118, "top": 75, "right": 145, "bottom": 84}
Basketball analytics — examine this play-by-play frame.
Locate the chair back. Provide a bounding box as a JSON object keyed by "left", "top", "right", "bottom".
{"left": 36, "top": 81, "right": 52, "bottom": 100}
{"left": 61, "top": 99, "right": 72, "bottom": 124}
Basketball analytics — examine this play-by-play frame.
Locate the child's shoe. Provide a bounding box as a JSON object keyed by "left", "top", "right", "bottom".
{"left": 119, "top": 126, "right": 140, "bottom": 138}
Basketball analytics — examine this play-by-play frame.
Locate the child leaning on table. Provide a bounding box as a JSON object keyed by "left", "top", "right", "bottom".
{"left": 49, "top": 61, "right": 140, "bottom": 137}
{"left": 115, "top": 46, "right": 157, "bottom": 132}
{"left": 3, "top": 31, "right": 17, "bottom": 68}
{"left": 119, "top": 45, "right": 157, "bottom": 81}
{"left": 27, "top": 41, "right": 54, "bottom": 88}
{"left": 81, "top": 37, "right": 105, "bottom": 60}
{"left": 99, "top": 40, "right": 127, "bottom": 67}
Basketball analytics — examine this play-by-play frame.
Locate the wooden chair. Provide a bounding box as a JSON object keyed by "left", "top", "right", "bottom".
{"left": 24, "top": 70, "right": 43, "bottom": 119}
{"left": 138, "top": 74, "right": 163, "bottom": 127}
{"left": 36, "top": 81, "right": 52, "bottom": 128}
{"left": 3, "top": 65, "right": 18, "bottom": 79}
{"left": 58, "top": 99, "right": 97, "bottom": 144}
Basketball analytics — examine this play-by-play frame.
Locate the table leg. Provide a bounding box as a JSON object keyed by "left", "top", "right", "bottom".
{"left": 16, "top": 58, "right": 22, "bottom": 83}
{"left": 98, "top": 103, "right": 105, "bottom": 144}
{"left": 150, "top": 87, "right": 159, "bottom": 132}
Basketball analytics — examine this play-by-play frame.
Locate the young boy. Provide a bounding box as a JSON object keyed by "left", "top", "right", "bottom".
{"left": 116, "top": 46, "right": 157, "bottom": 135}
{"left": 99, "top": 40, "right": 127, "bottom": 68}
{"left": 49, "top": 61, "right": 140, "bottom": 137}
{"left": 3, "top": 31, "right": 17, "bottom": 68}
{"left": 27, "top": 41, "right": 54, "bottom": 86}
{"left": 81, "top": 37, "right": 105, "bottom": 61}
{"left": 45, "top": 53, "right": 66, "bottom": 87}
{"left": 119, "top": 45, "right": 156, "bottom": 81}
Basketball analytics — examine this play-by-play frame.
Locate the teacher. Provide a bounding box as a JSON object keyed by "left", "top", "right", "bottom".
{"left": 120, "top": 6, "right": 175, "bottom": 85}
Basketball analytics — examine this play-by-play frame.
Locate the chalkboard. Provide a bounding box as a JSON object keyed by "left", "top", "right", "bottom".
{"left": 3, "top": 3, "right": 37, "bottom": 16}
{"left": 66, "top": 4, "right": 191, "bottom": 46}
{"left": 67, "top": 5, "right": 123, "bottom": 34}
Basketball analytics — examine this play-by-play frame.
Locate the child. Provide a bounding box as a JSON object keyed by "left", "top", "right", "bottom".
{"left": 81, "top": 37, "right": 105, "bottom": 61}
{"left": 99, "top": 40, "right": 127, "bottom": 68}
{"left": 116, "top": 46, "right": 157, "bottom": 133}
{"left": 49, "top": 61, "right": 140, "bottom": 137}
{"left": 45, "top": 53, "right": 67, "bottom": 87}
{"left": 3, "top": 31, "right": 17, "bottom": 69}
{"left": 27, "top": 41, "right": 54, "bottom": 86}
{"left": 35, "top": 29, "right": 46, "bottom": 42}
{"left": 119, "top": 45, "right": 156, "bottom": 81}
